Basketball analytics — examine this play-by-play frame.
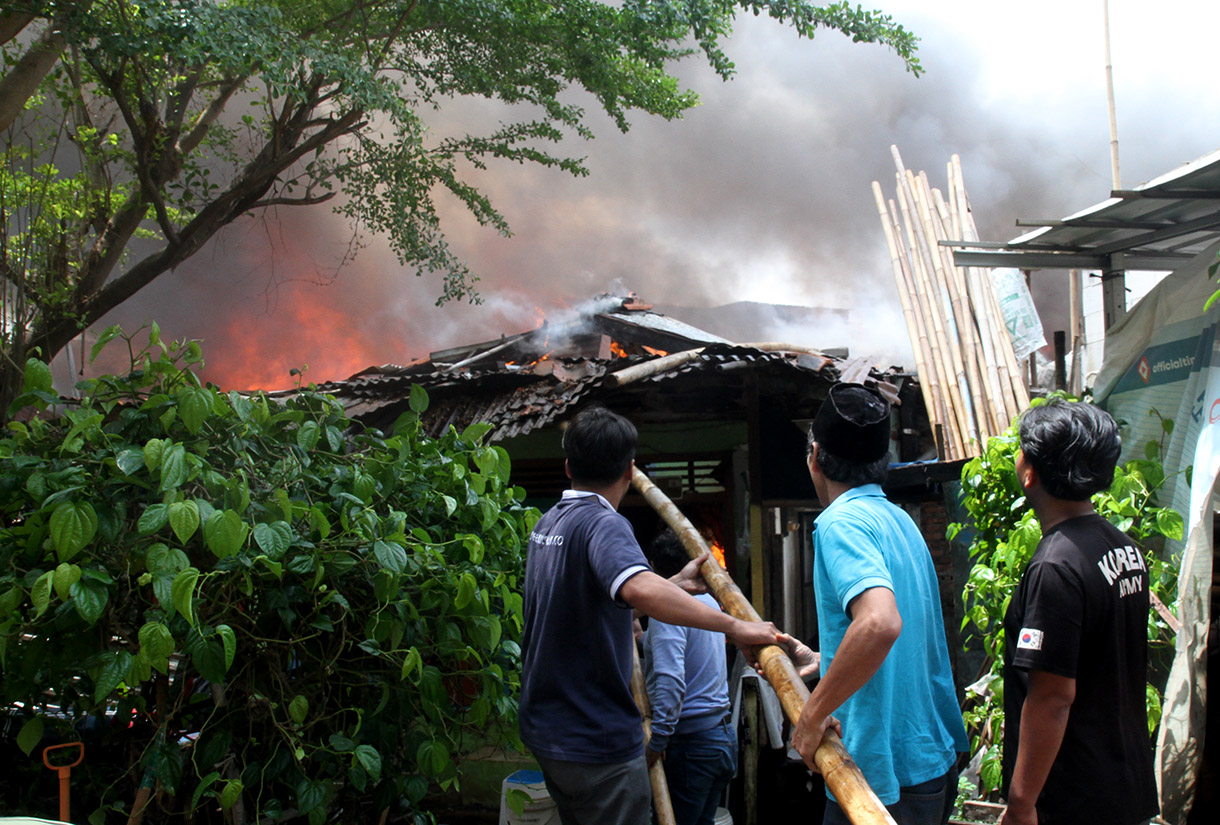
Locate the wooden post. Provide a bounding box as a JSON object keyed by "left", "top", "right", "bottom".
{"left": 1053, "top": 330, "right": 1067, "bottom": 391}
{"left": 743, "top": 681, "right": 761, "bottom": 825}
{"left": 631, "top": 467, "right": 897, "bottom": 825}
{"left": 1069, "top": 268, "right": 1085, "bottom": 395}
{"left": 631, "top": 644, "right": 677, "bottom": 825}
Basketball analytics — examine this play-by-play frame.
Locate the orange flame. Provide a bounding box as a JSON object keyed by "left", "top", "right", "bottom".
{"left": 708, "top": 539, "right": 727, "bottom": 569}
{"left": 643, "top": 345, "right": 668, "bottom": 356}
{"left": 610, "top": 341, "right": 630, "bottom": 358}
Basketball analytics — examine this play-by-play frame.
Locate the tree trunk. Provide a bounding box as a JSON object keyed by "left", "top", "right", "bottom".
{"left": 0, "top": 24, "right": 67, "bottom": 133}
{"left": 0, "top": 13, "right": 35, "bottom": 45}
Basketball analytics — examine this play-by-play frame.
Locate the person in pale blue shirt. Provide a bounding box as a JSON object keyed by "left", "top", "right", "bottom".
{"left": 643, "top": 530, "right": 735, "bottom": 825}
{"left": 790, "top": 383, "right": 968, "bottom": 825}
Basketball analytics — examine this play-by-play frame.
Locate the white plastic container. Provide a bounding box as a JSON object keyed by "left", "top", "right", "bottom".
{"left": 714, "top": 807, "right": 733, "bottom": 825}
{"left": 499, "top": 769, "right": 559, "bottom": 825}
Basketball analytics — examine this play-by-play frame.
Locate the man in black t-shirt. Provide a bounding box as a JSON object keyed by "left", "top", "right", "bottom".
{"left": 999, "top": 399, "right": 1158, "bottom": 825}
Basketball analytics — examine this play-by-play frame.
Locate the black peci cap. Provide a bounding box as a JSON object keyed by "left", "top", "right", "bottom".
{"left": 810, "top": 383, "right": 891, "bottom": 462}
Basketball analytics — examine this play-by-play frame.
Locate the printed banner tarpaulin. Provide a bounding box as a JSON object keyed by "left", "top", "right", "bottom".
{"left": 1094, "top": 241, "right": 1220, "bottom": 824}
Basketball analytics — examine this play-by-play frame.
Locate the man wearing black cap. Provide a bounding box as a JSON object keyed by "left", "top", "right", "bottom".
{"left": 791, "top": 383, "right": 967, "bottom": 825}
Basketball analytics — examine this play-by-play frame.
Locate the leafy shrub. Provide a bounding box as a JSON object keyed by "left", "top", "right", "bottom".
{"left": 951, "top": 395, "right": 1183, "bottom": 796}
{"left": 0, "top": 327, "right": 536, "bottom": 824}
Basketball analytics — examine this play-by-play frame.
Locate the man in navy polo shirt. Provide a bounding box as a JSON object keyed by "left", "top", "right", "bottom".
{"left": 791, "top": 383, "right": 967, "bottom": 825}
{"left": 520, "top": 406, "right": 781, "bottom": 825}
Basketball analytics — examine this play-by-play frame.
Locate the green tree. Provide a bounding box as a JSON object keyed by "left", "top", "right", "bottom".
{"left": 0, "top": 327, "right": 537, "bottom": 823}
{"left": 0, "top": 0, "right": 920, "bottom": 410}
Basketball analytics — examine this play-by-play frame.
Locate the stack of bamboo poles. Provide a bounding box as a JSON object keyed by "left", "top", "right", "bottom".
{"left": 872, "top": 147, "right": 1031, "bottom": 460}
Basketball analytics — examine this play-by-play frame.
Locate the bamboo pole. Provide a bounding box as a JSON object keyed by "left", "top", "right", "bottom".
{"left": 924, "top": 181, "right": 991, "bottom": 446}
{"left": 872, "top": 181, "right": 941, "bottom": 448}
{"left": 909, "top": 170, "right": 977, "bottom": 451}
{"left": 888, "top": 196, "right": 957, "bottom": 459}
{"left": 929, "top": 185, "right": 994, "bottom": 442}
{"left": 892, "top": 184, "right": 957, "bottom": 459}
{"left": 951, "top": 155, "right": 1030, "bottom": 415}
{"left": 630, "top": 644, "right": 677, "bottom": 825}
{"left": 946, "top": 156, "right": 1011, "bottom": 430}
{"left": 606, "top": 348, "right": 706, "bottom": 387}
{"left": 895, "top": 166, "right": 968, "bottom": 456}
{"left": 901, "top": 168, "right": 972, "bottom": 452}
{"left": 631, "top": 467, "right": 897, "bottom": 825}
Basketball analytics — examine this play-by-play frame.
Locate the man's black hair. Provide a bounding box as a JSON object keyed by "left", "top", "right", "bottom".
{"left": 813, "top": 445, "right": 890, "bottom": 488}
{"left": 1018, "top": 398, "right": 1121, "bottom": 501}
{"left": 563, "top": 405, "right": 638, "bottom": 485}
{"left": 646, "top": 529, "right": 689, "bottom": 579}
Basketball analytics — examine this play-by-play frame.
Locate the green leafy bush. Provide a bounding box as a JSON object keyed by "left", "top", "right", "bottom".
{"left": 0, "top": 327, "right": 536, "bottom": 823}
{"left": 951, "top": 395, "right": 1182, "bottom": 796}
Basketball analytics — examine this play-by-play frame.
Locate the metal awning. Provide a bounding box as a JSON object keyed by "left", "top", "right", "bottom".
{"left": 950, "top": 148, "right": 1220, "bottom": 272}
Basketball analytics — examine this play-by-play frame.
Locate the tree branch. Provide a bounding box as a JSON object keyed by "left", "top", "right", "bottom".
{"left": 177, "top": 76, "right": 246, "bottom": 156}
{"left": 247, "top": 192, "right": 337, "bottom": 209}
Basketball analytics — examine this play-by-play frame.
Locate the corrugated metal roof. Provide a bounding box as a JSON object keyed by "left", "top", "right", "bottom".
{"left": 951, "top": 148, "right": 1220, "bottom": 272}
{"left": 298, "top": 342, "right": 889, "bottom": 441}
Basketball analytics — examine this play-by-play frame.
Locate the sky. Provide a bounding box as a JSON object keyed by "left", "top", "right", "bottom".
{"left": 82, "top": 0, "right": 1220, "bottom": 391}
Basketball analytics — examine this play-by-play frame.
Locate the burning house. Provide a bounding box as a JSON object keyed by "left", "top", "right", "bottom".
{"left": 304, "top": 294, "right": 962, "bottom": 653}
{"left": 297, "top": 293, "right": 967, "bottom": 821}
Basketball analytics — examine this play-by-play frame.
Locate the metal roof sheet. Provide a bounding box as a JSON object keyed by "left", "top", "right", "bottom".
{"left": 951, "top": 148, "right": 1220, "bottom": 272}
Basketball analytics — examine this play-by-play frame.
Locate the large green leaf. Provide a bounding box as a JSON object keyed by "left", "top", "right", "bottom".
{"left": 159, "top": 444, "right": 188, "bottom": 491}
{"left": 169, "top": 500, "right": 201, "bottom": 544}
{"left": 171, "top": 568, "right": 200, "bottom": 626}
{"left": 296, "top": 780, "right": 326, "bottom": 815}
{"left": 52, "top": 563, "right": 82, "bottom": 601}
{"left": 408, "top": 384, "right": 429, "bottom": 414}
{"left": 178, "top": 385, "right": 213, "bottom": 434}
{"left": 30, "top": 571, "right": 53, "bottom": 618}
{"left": 115, "top": 448, "right": 145, "bottom": 476}
{"left": 94, "top": 650, "right": 133, "bottom": 702}
{"left": 16, "top": 717, "right": 44, "bottom": 756}
{"left": 354, "top": 745, "right": 382, "bottom": 782}
{"left": 216, "top": 623, "right": 237, "bottom": 673}
{"left": 0, "top": 586, "right": 22, "bottom": 620}
{"left": 373, "top": 540, "right": 407, "bottom": 574}
{"left": 289, "top": 695, "right": 309, "bottom": 725}
{"left": 69, "top": 577, "right": 109, "bottom": 625}
{"left": 143, "top": 438, "right": 167, "bottom": 472}
{"left": 204, "top": 510, "right": 249, "bottom": 558}
{"left": 49, "top": 501, "right": 98, "bottom": 561}
{"left": 297, "top": 420, "right": 320, "bottom": 451}
{"left": 138, "top": 503, "right": 170, "bottom": 535}
{"left": 220, "top": 779, "right": 243, "bottom": 811}
{"left": 454, "top": 572, "right": 477, "bottom": 610}
{"left": 253, "top": 521, "right": 292, "bottom": 558}
{"left": 139, "top": 621, "right": 176, "bottom": 674}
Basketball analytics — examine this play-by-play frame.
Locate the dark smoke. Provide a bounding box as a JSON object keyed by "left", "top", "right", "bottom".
{"left": 74, "top": 6, "right": 1220, "bottom": 392}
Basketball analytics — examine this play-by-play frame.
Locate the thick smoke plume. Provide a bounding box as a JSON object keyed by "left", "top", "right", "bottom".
{"left": 76, "top": 4, "right": 1220, "bottom": 392}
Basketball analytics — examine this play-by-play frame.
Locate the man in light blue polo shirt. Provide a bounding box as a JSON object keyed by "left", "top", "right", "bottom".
{"left": 790, "top": 383, "right": 967, "bottom": 825}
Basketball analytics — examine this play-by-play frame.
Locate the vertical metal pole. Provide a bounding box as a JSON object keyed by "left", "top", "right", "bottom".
{"left": 1103, "top": 0, "right": 1121, "bottom": 189}
{"left": 782, "top": 521, "right": 799, "bottom": 636}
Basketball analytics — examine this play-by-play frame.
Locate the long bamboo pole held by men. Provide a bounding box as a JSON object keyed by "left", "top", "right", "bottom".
{"left": 630, "top": 643, "right": 678, "bottom": 825}
{"left": 631, "top": 466, "right": 898, "bottom": 825}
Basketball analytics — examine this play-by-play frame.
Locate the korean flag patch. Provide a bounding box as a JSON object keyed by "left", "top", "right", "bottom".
{"left": 1017, "top": 628, "right": 1044, "bottom": 651}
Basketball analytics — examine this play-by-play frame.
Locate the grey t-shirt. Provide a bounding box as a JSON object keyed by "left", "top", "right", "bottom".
{"left": 520, "top": 491, "right": 650, "bottom": 762}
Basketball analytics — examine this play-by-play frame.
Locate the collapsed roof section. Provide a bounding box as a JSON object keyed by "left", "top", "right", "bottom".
{"left": 302, "top": 295, "right": 908, "bottom": 442}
